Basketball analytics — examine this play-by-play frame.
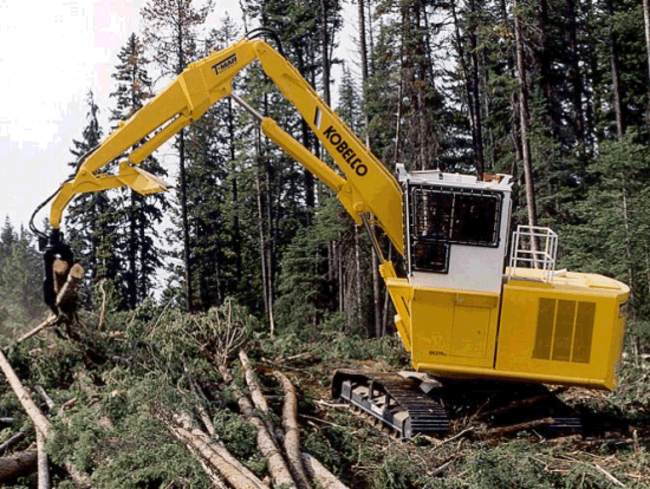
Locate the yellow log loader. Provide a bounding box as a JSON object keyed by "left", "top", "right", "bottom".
{"left": 33, "top": 30, "right": 629, "bottom": 437}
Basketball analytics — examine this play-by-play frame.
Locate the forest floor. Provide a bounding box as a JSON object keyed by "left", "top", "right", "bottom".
{"left": 1, "top": 301, "right": 649, "bottom": 488}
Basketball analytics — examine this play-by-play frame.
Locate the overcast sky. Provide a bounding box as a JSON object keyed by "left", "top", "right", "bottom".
{"left": 0, "top": 0, "right": 357, "bottom": 235}
{"left": 0, "top": 0, "right": 247, "bottom": 231}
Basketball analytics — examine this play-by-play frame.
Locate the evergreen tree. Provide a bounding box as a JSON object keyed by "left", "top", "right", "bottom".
{"left": 110, "top": 33, "right": 167, "bottom": 309}
{"left": 141, "top": 0, "right": 214, "bottom": 311}
{"left": 0, "top": 216, "right": 16, "bottom": 269}
{"left": 65, "top": 91, "right": 121, "bottom": 305}
{"left": 0, "top": 224, "right": 47, "bottom": 334}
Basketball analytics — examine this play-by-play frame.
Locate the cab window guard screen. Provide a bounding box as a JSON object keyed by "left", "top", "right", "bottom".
{"left": 408, "top": 184, "right": 502, "bottom": 273}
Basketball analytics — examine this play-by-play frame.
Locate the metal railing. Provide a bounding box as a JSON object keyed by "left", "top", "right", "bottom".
{"left": 508, "top": 225, "right": 558, "bottom": 282}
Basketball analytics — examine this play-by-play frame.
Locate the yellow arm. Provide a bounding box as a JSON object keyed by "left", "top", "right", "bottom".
{"left": 50, "top": 38, "right": 404, "bottom": 255}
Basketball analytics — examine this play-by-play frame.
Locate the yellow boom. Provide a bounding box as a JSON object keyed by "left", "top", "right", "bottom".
{"left": 49, "top": 38, "right": 404, "bottom": 256}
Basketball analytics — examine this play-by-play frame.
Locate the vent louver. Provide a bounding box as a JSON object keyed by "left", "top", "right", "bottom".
{"left": 532, "top": 298, "right": 596, "bottom": 363}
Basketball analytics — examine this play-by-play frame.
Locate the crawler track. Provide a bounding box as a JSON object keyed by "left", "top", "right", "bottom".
{"left": 332, "top": 370, "right": 583, "bottom": 439}
{"left": 332, "top": 369, "right": 449, "bottom": 438}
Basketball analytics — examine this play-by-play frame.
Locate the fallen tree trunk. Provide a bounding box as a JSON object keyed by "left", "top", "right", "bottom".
{"left": 0, "top": 348, "right": 51, "bottom": 437}
{"left": 0, "top": 364, "right": 94, "bottom": 488}
{"left": 36, "top": 429, "right": 50, "bottom": 489}
{"left": 0, "top": 449, "right": 37, "bottom": 484}
{"left": 163, "top": 416, "right": 268, "bottom": 489}
{"left": 179, "top": 434, "right": 228, "bottom": 489}
{"left": 238, "top": 350, "right": 270, "bottom": 415}
{"left": 172, "top": 412, "right": 268, "bottom": 489}
{"left": 302, "top": 453, "right": 349, "bottom": 489}
{"left": 238, "top": 350, "right": 284, "bottom": 445}
{"left": 218, "top": 364, "right": 295, "bottom": 489}
{"left": 274, "top": 371, "right": 312, "bottom": 489}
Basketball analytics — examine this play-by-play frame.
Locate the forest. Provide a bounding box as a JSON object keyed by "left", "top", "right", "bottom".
{"left": 1, "top": 0, "right": 650, "bottom": 487}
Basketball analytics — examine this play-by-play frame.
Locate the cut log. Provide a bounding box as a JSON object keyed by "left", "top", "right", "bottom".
{"left": 238, "top": 350, "right": 283, "bottom": 445}
{"left": 302, "top": 453, "right": 349, "bottom": 489}
{"left": 36, "top": 428, "right": 50, "bottom": 489}
{"left": 173, "top": 412, "right": 268, "bottom": 489}
{"left": 35, "top": 385, "right": 55, "bottom": 411}
{"left": 0, "top": 449, "right": 37, "bottom": 484}
{"left": 239, "top": 350, "right": 270, "bottom": 415}
{"left": 164, "top": 419, "right": 268, "bottom": 489}
{"left": 218, "top": 364, "right": 295, "bottom": 489}
{"left": 0, "top": 348, "right": 51, "bottom": 437}
{"left": 52, "top": 259, "right": 69, "bottom": 295}
{"left": 274, "top": 371, "right": 312, "bottom": 489}
{"left": 56, "top": 263, "right": 84, "bottom": 307}
{"left": 0, "top": 349, "right": 94, "bottom": 488}
{"left": 175, "top": 430, "right": 229, "bottom": 489}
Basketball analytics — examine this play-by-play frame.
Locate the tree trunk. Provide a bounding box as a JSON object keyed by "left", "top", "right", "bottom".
{"left": 167, "top": 421, "right": 266, "bottom": 489}
{"left": 451, "top": 0, "right": 482, "bottom": 178}
{"left": 227, "top": 97, "right": 243, "bottom": 286}
{"left": 643, "top": 0, "right": 650, "bottom": 131}
{"left": 302, "top": 453, "right": 350, "bottom": 489}
{"left": 36, "top": 428, "right": 50, "bottom": 489}
{"left": 273, "top": 371, "right": 312, "bottom": 489}
{"left": 56, "top": 263, "right": 84, "bottom": 308}
{"left": 0, "top": 349, "right": 51, "bottom": 437}
{"left": 357, "top": 0, "right": 381, "bottom": 337}
{"left": 513, "top": 0, "right": 539, "bottom": 234}
{"left": 605, "top": 0, "right": 625, "bottom": 139}
{"left": 179, "top": 129, "right": 194, "bottom": 311}
{"left": 218, "top": 366, "right": 295, "bottom": 488}
{"left": 0, "top": 449, "right": 37, "bottom": 485}
{"left": 469, "top": 0, "right": 484, "bottom": 178}
{"left": 566, "top": 0, "right": 585, "bottom": 146}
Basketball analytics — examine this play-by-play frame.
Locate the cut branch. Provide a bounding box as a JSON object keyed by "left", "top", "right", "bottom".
{"left": 0, "top": 432, "right": 27, "bottom": 453}
{"left": 16, "top": 315, "right": 60, "bottom": 344}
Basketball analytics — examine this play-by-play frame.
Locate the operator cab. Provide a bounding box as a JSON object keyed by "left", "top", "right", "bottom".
{"left": 396, "top": 164, "right": 513, "bottom": 294}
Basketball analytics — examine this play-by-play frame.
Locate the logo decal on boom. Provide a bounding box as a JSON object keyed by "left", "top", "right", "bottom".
{"left": 211, "top": 54, "right": 238, "bottom": 76}
{"left": 322, "top": 125, "right": 368, "bottom": 177}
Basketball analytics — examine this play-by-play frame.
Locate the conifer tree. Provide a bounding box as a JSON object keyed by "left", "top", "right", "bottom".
{"left": 0, "top": 224, "right": 47, "bottom": 333}
{"left": 141, "top": 0, "right": 214, "bottom": 311}
{"left": 65, "top": 91, "right": 121, "bottom": 305}
{"left": 0, "top": 216, "right": 16, "bottom": 270}
{"left": 110, "top": 33, "right": 167, "bottom": 309}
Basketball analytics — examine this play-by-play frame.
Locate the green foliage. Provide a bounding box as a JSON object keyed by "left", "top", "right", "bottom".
{"left": 0, "top": 220, "right": 47, "bottom": 336}
{"left": 560, "top": 132, "right": 650, "bottom": 319}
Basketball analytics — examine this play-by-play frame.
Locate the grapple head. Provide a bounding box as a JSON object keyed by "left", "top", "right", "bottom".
{"left": 42, "top": 229, "right": 74, "bottom": 313}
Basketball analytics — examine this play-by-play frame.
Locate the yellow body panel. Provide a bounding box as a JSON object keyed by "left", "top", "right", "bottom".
{"left": 408, "top": 288, "right": 500, "bottom": 369}
{"left": 496, "top": 269, "right": 628, "bottom": 390}
{"left": 388, "top": 269, "right": 629, "bottom": 391}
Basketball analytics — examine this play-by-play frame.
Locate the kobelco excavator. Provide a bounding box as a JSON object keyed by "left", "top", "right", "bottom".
{"left": 33, "top": 30, "right": 629, "bottom": 437}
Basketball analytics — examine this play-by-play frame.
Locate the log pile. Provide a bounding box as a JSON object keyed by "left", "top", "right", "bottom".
{"left": 0, "top": 298, "right": 349, "bottom": 488}
{"left": 155, "top": 349, "right": 350, "bottom": 489}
